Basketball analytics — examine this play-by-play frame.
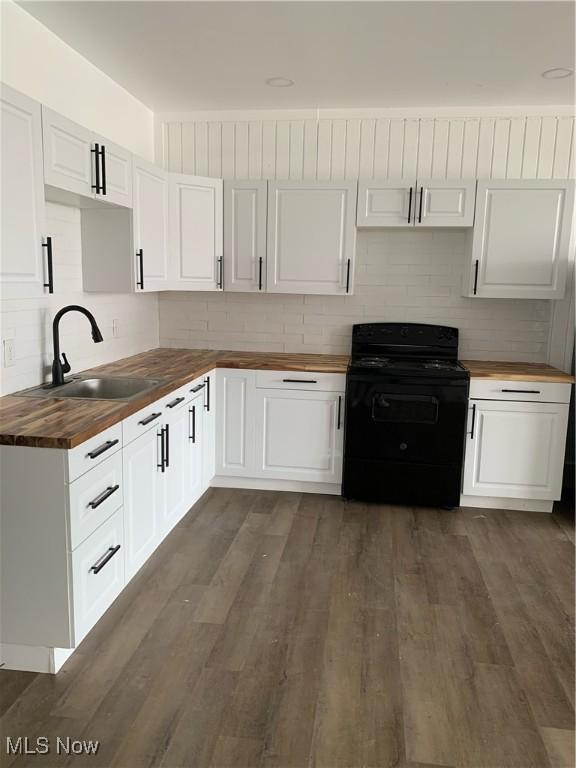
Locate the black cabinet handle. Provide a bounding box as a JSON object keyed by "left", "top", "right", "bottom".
{"left": 501, "top": 389, "right": 541, "bottom": 394}
{"left": 164, "top": 423, "right": 170, "bottom": 468}
{"left": 258, "top": 256, "right": 263, "bottom": 291}
{"left": 136, "top": 249, "right": 144, "bottom": 290}
{"left": 91, "top": 143, "right": 101, "bottom": 193}
{"left": 42, "top": 237, "right": 54, "bottom": 293}
{"left": 90, "top": 545, "right": 121, "bottom": 574}
{"left": 166, "top": 396, "right": 185, "bottom": 409}
{"left": 282, "top": 378, "right": 318, "bottom": 384}
{"left": 204, "top": 377, "right": 210, "bottom": 411}
{"left": 217, "top": 257, "right": 223, "bottom": 289}
{"left": 189, "top": 405, "right": 196, "bottom": 442}
{"left": 138, "top": 411, "right": 161, "bottom": 426}
{"left": 87, "top": 439, "right": 119, "bottom": 459}
{"left": 337, "top": 395, "right": 342, "bottom": 430}
{"left": 418, "top": 186, "right": 424, "bottom": 223}
{"left": 157, "top": 428, "right": 165, "bottom": 472}
{"left": 407, "top": 186, "right": 413, "bottom": 223}
{"left": 100, "top": 145, "right": 107, "bottom": 196}
{"left": 190, "top": 382, "right": 205, "bottom": 393}
{"left": 345, "top": 259, "right": 351, "bottom": 293}
{"left": 473, "top": 260, "right": 479, "bottom": 295}
{"left": 88, "top": 484, "right": 120, "bottom": 509}
{"left": 469, "top": 403, "right": 477, "bottom": 440}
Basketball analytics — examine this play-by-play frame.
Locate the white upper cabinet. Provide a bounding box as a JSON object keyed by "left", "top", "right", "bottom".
{"left": 133, "top": 157, "right": 169, "bottom": 291}
{"left": 267, "top": 181, "right": 357, "bottom": 295}
{"left": 465, "top": 180, "right": 574, "bottom": 299}
{"left": 0, "top": 85, "right": 48, "bottom": 298}
{"left": 415, "top": 180, "right": 476, "bottom": 227}
{"left": 224, "top": 180, "right": 267, "bottom": 292}
{"left": 357, "top": 178, "right": 476, "bottom": 227}
{"left": 357, "top": 179, "right": 415, "bottom": 227}
{"left": 42, "top": 108, "right": 132, "bottom": 207}
{"left": 169, "top": 174, "right": 223, "bottom": 291}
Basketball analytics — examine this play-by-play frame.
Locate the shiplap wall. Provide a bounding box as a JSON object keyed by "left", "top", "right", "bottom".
{"left": 162, "top": 113, "right": 575, "bottom": 180}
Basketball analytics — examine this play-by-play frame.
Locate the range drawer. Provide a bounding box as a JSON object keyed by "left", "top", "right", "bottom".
{"left": 72, "top": 507, "right": 124, "bottom": 645}
{"left": 68, "top": 451, "right": 123, "bottom": 550}
{"left": 469, "top": 379, "right": 571, "bottom": 404}
{"left": 66, "top": 423, "right": 122, "bottom": 482}
{"left": 255, "top": 370, "right": 346, "bottom": 392}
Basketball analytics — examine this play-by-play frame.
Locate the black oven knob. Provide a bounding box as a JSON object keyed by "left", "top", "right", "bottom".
{"left": 400, "top": 442, "right": 408, "bottom": 451}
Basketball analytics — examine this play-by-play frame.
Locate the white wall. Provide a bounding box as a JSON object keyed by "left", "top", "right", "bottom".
{"left": 157, "top": 108, "right": 571, "bottom": 362}
{"left": 1, "top": 204, "right": 159, "bottom": 395}
{"left": 0, "top": 1, "right": 154, "bottom": 160}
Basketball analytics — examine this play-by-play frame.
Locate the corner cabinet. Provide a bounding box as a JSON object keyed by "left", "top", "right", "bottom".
{"left": 0, "top": 84, "right": 49, "bottom": 298}
{"left": 464, "top": 180, "right": 574, "bottom": 299}
{"left": 224, "top": 180, "right": 267, "bottom": 292}
{"left": 266, "top": 181, "right": 357, "bottom": 295}
{"left": 357, "top": 179, "right": 476, "bottom": 228}
{"left": 169, "top": 174, "right": 224, "bottom": 291}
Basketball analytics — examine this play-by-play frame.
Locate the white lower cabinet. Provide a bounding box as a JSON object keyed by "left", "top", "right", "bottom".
{"left": 123, "top": 424, "right": 164, "bottom": 582}
{"left": 216, "top": 369, "right": 257, "bottom": 476}
{"left": 160, "top": 398, "right": 191, "bottom": 537}
{"left": 187, "top": 389, "right": 205, "bottom": 502}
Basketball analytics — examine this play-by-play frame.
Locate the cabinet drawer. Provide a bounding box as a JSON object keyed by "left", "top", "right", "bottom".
{"left": 68, "top": 451, "right": 123, "bottom": 550}
{"left": 255, "top": 370, "right": 346, "bottom": 392}
{"left": 123, "top": 398, "right": 165, "bottom": 446}
{"left": 469, "top": 379, "right": 571, "bottom": 404}
{"left": 66, "top": 423, "right": 122, "bottom": 482}
{"left": 72, "top": 508, "right": 124, "bottom": 645}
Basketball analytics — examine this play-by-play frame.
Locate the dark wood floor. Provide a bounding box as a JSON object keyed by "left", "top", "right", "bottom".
{"left": 1, "top": 489, "right": 574, "bottom": 768}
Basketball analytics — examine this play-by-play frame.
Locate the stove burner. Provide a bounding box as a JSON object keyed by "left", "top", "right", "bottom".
{"left": 357, "top": 356, "right": 390, "bottom": 368}
{"left": 422, "top": 360, "right": 456, "bottom": 370}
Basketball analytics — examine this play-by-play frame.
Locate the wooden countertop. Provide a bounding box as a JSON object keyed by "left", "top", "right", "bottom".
{"left": 0, "top": 349, "right": 349, "bottom": 449}
{"left": 0, "top": 349, "right": 571, "bottom": 449}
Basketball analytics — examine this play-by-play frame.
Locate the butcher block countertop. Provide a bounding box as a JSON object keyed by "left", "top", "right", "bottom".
{"left": 0, "top": 349, "right": 572, "bottom": 449}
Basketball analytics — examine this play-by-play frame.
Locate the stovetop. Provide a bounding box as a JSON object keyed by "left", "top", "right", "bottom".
{"left": 348, "top": 355, "right": 469, "bottom": 378}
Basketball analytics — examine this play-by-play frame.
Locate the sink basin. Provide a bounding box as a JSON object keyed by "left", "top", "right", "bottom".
{"left": 20, "top": 376, "right": 165, "bottom": 401}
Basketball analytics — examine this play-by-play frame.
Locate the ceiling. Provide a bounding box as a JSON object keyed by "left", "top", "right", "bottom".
{"left": 17, "top": 1, "right": 576, "bottom": 112}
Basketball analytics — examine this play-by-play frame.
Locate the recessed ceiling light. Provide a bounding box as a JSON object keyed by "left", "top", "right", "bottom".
{"left": 541, "top": 67, "right": 573, "bottom": 79}
{"left": 265, "top": 77, "right": 295, "bottom": 88}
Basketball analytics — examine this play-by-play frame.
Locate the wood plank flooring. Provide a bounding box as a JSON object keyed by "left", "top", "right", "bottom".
{"left": 1, "top": 489, "right": 574, "bottom": 768}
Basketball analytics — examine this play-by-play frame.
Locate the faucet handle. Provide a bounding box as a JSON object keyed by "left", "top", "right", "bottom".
{"left": 61, "top": 353, "right": 71, "bottom": 374}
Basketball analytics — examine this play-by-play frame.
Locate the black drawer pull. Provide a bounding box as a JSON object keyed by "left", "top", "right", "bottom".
{"left": 90, "top": 544, "right": 121, "bottom": 574}
{"left": 138, "top": 412, "right": 161, "bottom": 426}
{"left": 166, "top": 396, "right": 185, "bottom": 409}
{"left": 345, "top": 259, "right": 351, "bottom": 293}
{"left": 91, "top": 143, "right": 101, "bottom": 193}
{"left": 189, "top": 405, "right": 196, "bottom": 442}
{"left": 282, "top": 378, "right": 318, "bottom": 384}
{"left": 337, "top": 395, "right": 342, "bottom": 430}
{"left": 157, "top": 428, "right": 165, "bottom": 472}
{"left": 418, "top": 186, "right": 424, "bottom": 223}
{"left": 501, "top": 389, "right": 541, "bottom": 394}
{"left": 42, "top": 237, "right": 54, "bottom": 293}
{"left": 469, "top": 403, "right": 477, "bottom": 440}
{"left": 407, "top": 186, "right": 413, "bottom": 223}
{"left": 204, "top": 377, "right": 210, "bottom": 411}
{"left": 473, "top": 260, "right": 479, "bottom": 295}
{"left": 100, "top": 145, "right": 107, "bottom": 196}
{"left": 87, "top": 439, "right": 119, "bottom": 459}
{"left": 190, "top": 383, "right": 206, "bottom": 393}
{"left": 258, "top": 256, "right": 263, "bottom": 290}
{"left": 88, "top": 484, "right": 119, "bottom": 509}
{"left": 164, "top": 423, "right": 170, "bottom": 468}
{"left": 136, "top": 248, "right": 144, "bottom": 290}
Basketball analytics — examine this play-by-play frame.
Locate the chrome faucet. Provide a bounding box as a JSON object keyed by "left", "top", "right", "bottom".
{"left": 51, "top": 305, "right": 103, "bottom": 387}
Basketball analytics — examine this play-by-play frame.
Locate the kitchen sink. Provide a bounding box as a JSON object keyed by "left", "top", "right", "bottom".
{"left": 19, "top": 376, "right": 165, "bottom": 401}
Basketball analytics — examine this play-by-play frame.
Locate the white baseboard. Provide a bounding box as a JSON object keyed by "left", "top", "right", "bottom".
{"left": 460, "top": 495, "right": 554, "bottom": 513}
{"left": 211, "top": 475, "right": 342, "bottom": 495}
{"left": 0, "top": 643, "right": 74, "bottom": 673}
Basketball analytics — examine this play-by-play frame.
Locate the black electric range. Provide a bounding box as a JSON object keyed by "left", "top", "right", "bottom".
{"left": 342, "top": 323, "right": 470, "bottom": 508}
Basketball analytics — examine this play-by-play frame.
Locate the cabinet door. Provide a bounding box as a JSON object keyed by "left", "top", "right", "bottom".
{"left": 96, "top": 137, "right": 132, "bottom": 208}
{"left": 415, "top": 179, "right": 476, "bottom": 227}
{"left": 254, "top": 388, "right": 344, "bottom": 483}
{"left": 187, "top": 391, "right": 205, "bottom": 506}
{"left": 215, "top": 369, "right": 256, "bottom": 477}
{"left": 357, "top": 179, "right": 416, "bottom": 227}
{"left": 133, "top": 157, "right": 169, "bottom": 291}
{"left": 161, "top": 403, "right": 190, "bottom": 537}
{"left": 463, "top": 399, "right": 569, "bottom": 500}
{"left": 267, "top": 181, "right": 357, "bottom": 294}
{"left": 169, "top": 174, "right": 223, "bottom": 291}
{"left": 224, "top": 180, "right": 267, "bottom": 292}
{"left": 1, "top": 85, "right": 47, "bottom": 298}
{"left": 42, "top": 107, "right": 94, "bottom": 197}
{"left": 123, "top": 426, "right": 164, "bottom": 582}
{"left": 202, "top": 373, "right": 216, "bottom": 488}
{"left": 466, "top": 180, "right": 574, "bottom": 299}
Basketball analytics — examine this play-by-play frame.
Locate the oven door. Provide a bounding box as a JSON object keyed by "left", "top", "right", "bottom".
{"left": 344, "top": 373, "right": 468, "bottom": 465}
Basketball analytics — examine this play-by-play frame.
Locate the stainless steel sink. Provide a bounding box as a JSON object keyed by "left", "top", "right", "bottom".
{"left": 19, "top": 376, "right": 165, "bottom": 401}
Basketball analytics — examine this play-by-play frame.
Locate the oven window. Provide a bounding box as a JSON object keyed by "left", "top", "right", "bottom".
{"left": 371, "top": 393, "right": 439, "bottom": 424}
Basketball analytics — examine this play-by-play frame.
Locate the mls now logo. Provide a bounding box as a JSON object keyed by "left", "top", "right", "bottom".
{"left": 6, "top": 737, "right": 99, "bottom": 755}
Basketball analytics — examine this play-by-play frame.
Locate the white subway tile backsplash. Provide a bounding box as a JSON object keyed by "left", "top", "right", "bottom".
{"left": 159, "top": 229, "right": 552, "bottom": 361}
